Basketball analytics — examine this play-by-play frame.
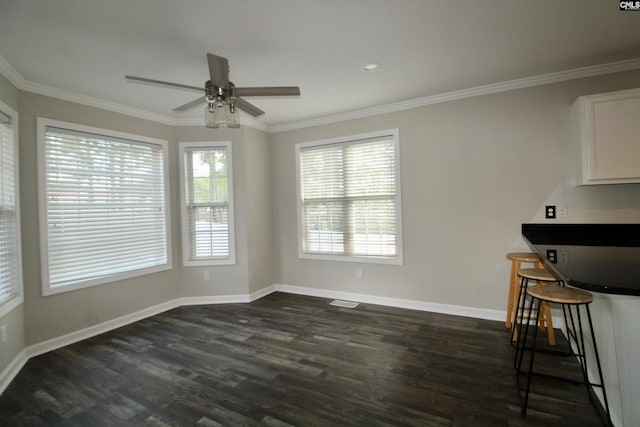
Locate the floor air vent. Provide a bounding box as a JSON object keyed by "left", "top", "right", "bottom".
{"left": 329, "top": 300, "right": 359, "bottom": 308}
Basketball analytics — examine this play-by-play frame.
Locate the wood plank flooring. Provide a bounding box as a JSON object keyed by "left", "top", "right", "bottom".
{"left": 0, "top": 292, "right": 608, "bottom": 426}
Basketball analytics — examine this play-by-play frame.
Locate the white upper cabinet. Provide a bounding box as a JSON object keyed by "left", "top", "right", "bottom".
{"left": 572, "top": 88, "right": 640, "bottom": 185}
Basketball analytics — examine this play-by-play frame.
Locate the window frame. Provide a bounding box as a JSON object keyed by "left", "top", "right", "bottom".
{"left": 295, "top": 129, "right": 403, "bottom": 265}
{"left": 37, "top": 118, "right": 172, "bottom": 296}
{"left": 178, "top": 141, "right": 236, "bottom": 266}
{"left": 0, "top": 101, "right": 23, "bottom": 317}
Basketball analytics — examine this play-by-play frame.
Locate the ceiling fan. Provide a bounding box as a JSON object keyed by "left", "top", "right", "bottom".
{"left": 126, "top": 53, "right": 300, "bottom": 127}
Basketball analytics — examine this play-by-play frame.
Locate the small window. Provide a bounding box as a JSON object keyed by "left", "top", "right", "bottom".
{"left": 0, "top": 102, "right": 23, "bottom": 316}
{"left": 296, "top": 129, "right": 403, "bottom": 264}
{"left": 38, "top": 118, "right": 171, "bottom": 295}
{"left": 179, "top": 142, "right": 235, "bottom": 266}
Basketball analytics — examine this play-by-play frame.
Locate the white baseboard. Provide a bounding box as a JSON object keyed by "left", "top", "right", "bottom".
{"left": 273, "top": 284, "right": 507, "bottom": 321}
{"left": 180, "top": 294, "right": 250, "bottom": 306}
{"left": 250, "top": 285, "right": 278, "bottom": 301}
{"left": 0, "top": 349, "right": 28, "bottom": 395}
{"left": 26, "top": 299, "right": 181, "bottom": 359}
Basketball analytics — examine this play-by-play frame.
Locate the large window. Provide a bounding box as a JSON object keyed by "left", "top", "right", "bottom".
{"left": 0, "top": 102, "right": 22, "bottom": 317}
{"left": 38, "top": 119, "right": 171, "bottom": 295}
{"left": 296, "top": 129, "right": 403, "bottom": 264}
{"left": 179, "top": 142, "right": 235, "bottom": 266}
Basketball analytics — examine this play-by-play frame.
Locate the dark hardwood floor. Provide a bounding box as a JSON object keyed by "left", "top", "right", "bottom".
{"left": 0, "top": 292, "right": 607, "bottom": 426}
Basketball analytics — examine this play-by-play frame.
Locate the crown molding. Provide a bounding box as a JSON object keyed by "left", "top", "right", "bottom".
{"left": 270, "top": 57, "right": 640, "bottom": 133}
{"left": 0, "top": 55, "right": 27, "bottom": 88}
{"left": 2, "top": 53, "right": 640, "bottom": 134}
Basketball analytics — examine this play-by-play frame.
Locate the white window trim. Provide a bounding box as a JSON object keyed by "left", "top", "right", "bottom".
{"left": 0, "top": 101, "right": 23, "bottom": 318}
{"left": 37, "top": 118, "right": 172, "bottom": 296}
{"left": 295, "top": 129, "right": 403, "bottom": 265}
{"left": 178, "top": 141, "right": 236, "bottom": 266}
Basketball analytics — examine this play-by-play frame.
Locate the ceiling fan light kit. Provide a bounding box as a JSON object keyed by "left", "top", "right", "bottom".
{"left": 126, "top": 53, "right": 300, "bottom": 128}
{"left": 205, "top": 99, "right": 239, "bottom": 128}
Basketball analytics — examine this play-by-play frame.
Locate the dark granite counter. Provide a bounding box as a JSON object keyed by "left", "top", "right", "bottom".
{"left": 522, "top": 224, "right": 640, "bottom": 296}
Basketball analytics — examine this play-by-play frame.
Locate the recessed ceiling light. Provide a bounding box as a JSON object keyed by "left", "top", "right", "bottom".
{"left": 363, "top": 62, "right": 381, "bottom": 72}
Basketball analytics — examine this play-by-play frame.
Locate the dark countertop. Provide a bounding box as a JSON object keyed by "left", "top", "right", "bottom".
{"left": 522, "top": 224, "right": 640, "bottom": 296}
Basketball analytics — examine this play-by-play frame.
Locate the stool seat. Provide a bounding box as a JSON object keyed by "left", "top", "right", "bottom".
{"left": 527, "top": 285, "right": 593, "bottom": 305}
{"left": 518, "top": 268, "right": 559, "bottom": 282}
{"left": 507, "top": 252, "right": 543, "bottom": 263}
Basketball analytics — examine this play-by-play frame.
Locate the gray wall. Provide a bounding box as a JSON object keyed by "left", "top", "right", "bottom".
{"left": 270, "top": 70, "right": 640, "bottom": 312}
{"left": 0, "top": 72, "right": 24, "bottom": 375}
{"left": 15, "top": 93, "right": 275, "bottom": 345}
{"left": 173, "top": 125, "right": 274, "bottom": 298}
{"left": 18, "top": 92, "right": 181, "bottom": 345}
{"left": 174, "top": 126, "right": 250, "bottom": 297}
{"left": 243, "top": 126, "right": 276, "bottom": 294}
{"left": 2, "top": 66, "right": 640, "bottom": 379}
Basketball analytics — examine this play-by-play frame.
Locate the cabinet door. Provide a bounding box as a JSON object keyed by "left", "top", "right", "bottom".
{"left": 574, "top": 89, "right": 640, "bottom": 185}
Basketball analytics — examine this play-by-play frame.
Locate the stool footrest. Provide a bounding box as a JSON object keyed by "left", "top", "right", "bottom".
{"left": 518, "top": 371, "right": 586, "bottom": 386}
{"left": 517, "top": 346, "right": 573, "bottom": 358}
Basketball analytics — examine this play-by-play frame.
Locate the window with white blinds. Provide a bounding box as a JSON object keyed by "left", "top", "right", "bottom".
{"left": 0, "top": 104, "right": 23, "bottom": 316}
{"left": 38, "top": 119, "right": 171, "bottom": 295}
{"left": 296, "top": 129, "right": 403, "bottom": 264}
{"left": 179, "top": 142, "right": 235, "bottom": 266}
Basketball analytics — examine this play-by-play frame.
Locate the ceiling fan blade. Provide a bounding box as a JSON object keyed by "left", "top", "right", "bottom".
{"left": 125, "top": 75, "right": 204, "bottom": 93}
{"left": 234, "top": 86, "right": 300, "bottom": 97}
{"left": 235, "top": 97, "right": 265, "bottom": 117}
{"left": 173, "top": 96, "right": 207, "bottom": 112}
{"left": 207, "top": 53, "right": 230, "bottom": 88}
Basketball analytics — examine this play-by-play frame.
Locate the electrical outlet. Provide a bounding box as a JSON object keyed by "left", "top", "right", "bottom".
{"left": 559, "top": 251, "right": 569, "bottom": 264}
{"left": 546, "top": 249, "right": 557, "bottom": 264}
{"left": 545, "top": 205, "right": 556, "bottom": 219}
{"left": 558, "top": 206, "right": 568, "bottom": 219}
{"left": 0, "top": 324, "right": 7, "bottom": 343}
{"left": 356, "top": 268, "right": 363, "bottom": 279}
{"left": 203, "top": 271, "right": 210, "bottom": 281}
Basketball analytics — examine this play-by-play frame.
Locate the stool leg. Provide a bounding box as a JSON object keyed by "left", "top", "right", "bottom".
{"left": 511, "top": 275, "right": 527, "bottom": 345}
{"left": 522, "top": 296, "right": 541, "bottom": 416}
{"left": 566, "top": 301, "right": 580, "bottom": 355}
{"left": 561, "top": 303, "right": 574, "bottom": 354}
{"left": 515, "top": 279, "right": 533, "bottom": 371}
{"left": 576, "top": 306, "right": 589, "bottom": 383}
{"left": 585, "top": 306, "right": 613, "bottom": 426}
{"left": 506, "top": 260, "right": 521, "bottom": 328}
{"left": 542, "top": 301, "right": 556, "bottom": 346}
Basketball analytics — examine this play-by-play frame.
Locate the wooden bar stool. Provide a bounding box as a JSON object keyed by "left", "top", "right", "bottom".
{"left": 512, "top": 268, "right": 558, "bottom": 345}
{"left": 506, "top": 253, "right": 544, "bottom": 329}
{"left": 515, "top": 284, "right": 611, "bottom": 425}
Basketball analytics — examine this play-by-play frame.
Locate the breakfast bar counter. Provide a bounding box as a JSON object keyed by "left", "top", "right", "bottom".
{"left": 522, "top": 224, "right": 640, "bottom": 295}
{"left": 521, "top": 223, "right": 640, "bottom": 427}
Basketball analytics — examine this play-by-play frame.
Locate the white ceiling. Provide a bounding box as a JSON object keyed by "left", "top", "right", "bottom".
{"left": 1, "top": 0, "right": 640, "bottom": 130}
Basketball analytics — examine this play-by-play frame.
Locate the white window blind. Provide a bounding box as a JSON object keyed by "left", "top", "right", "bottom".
{"left": 40, "top": 122, "right": 170, "bottom": 292}
{"left": 180, "top": 142, "right": 235, "bottom": 265}
{"left": 0, "top": 106, "right": 22, "bottom": 312}
{"left": 297, "top": 130, "right": 402, "bottom": 263}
